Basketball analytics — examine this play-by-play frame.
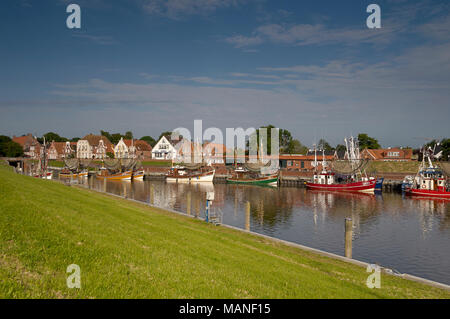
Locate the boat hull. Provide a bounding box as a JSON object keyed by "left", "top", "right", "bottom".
{"left": 406, "top": 189, "right": 450, "bottom": 199}
{"left": 306, "top": 179, "right": 377, "bottom": 193}
{"left": 166, "top": 171, "right": 215, "bottom": 183}
{"left": 132, "top": 171, "right": 145, "bottom": 181}
{"left": 96, "top": 171, "right": 132, "bottom": 181}
{"left": 227, "top": 176, "right": 278, "bottom": 186}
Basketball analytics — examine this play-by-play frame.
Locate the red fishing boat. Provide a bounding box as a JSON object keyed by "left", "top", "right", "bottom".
{"left": 404, "top": 146, "right": 450, "bottom": 199}
{"left": 306, "top": 137, "right": 378, "bottom": 194}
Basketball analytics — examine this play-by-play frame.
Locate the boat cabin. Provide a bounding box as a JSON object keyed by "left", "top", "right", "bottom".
{"left": 313, "top": 171, "right": 335, "bottom": 185}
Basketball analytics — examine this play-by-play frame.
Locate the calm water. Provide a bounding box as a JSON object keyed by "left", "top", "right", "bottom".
{"left": 79, "top": 177, "right": 450, "bottom": 285}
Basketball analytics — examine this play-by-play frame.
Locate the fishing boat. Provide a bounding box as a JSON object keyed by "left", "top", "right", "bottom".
{"left": 226, "top": 138, "right": 279, "bottom": 186}
{"left": 33, "top": 172, "right": 53, "bottom": 179}
{"left": 132, "top": 169, "right": 145, "bottom": 181}
{"left": 96, "top": 167, "right": 132, "bottom": 180}
{"left": 306, "top": 137, "right": 378, "bottom": 194}
{"left": 166, "top": 166, "right": 215, "bottom": 183}
{"left": 59, "top": 169, "right": 88, "bottom": 179}
{"left": 227, "top": 173, "right": 278, "bottom": 186}
{"left": 404, "top": 146, "right": 450, "bottom": 199}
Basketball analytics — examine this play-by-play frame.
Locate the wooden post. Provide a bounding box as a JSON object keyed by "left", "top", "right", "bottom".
{"left": 150, "top": 184, "right": 154, "bottom": 205}
{"left": 103, "top": 177, "right": 107, "bottom": 193}
{"left": 345, "top": 218, "right": 353, "bottom": 259}
{"left": 195, "top": 198, "right": 200, "bottom": 218}
{"left": 187, "top": 192, "right": 191, "bottom": 216}
{"left": 123, "top": 183, "right": 127, "bottom": 198}
{"left": 245, "top": 201, "right": 251, "bottom": 231}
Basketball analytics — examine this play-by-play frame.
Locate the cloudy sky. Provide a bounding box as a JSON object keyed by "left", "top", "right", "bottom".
{"left": 1, "top": 0, "right": 449, "bottom": 147}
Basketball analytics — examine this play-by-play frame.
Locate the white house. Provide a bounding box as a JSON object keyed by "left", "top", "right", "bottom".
{"left": 114, "top": 137, "right": 137, "bottom": 159}
{"left": 152, "top": 136, "right": 179, "bottom": 160}
{"left": 77, "top": 134, "right": 112, "bottom": 159}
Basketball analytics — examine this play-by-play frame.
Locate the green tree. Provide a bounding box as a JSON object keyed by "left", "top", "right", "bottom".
{"left": 158, "top": 131, "right": 174, "bottom": 141}
{"left": 250, "top": 125, "right": 294, "bottom": 154}
{"left": 335, "top": 144, "right": 346, "bottom": 152}
{"left": 38, "top": 132, "right": 68, "bottom": 143}
{"left": 358, "top": 133, "right": 380, "bottom": 150}
{"left": 70, "top": 137, "right": 80, "bottom": 142}
{"left": 441, "top": 138, "right": 450, "bottom": 161}
{"left": 0, "top": 136, "right": 24, "bottom": 157}
{"left": 100, "top": 130, "right": 112, "bottom": 142}
{"left": 124, "top": 131, "right": 133, "bottom": 140}
{"left": 140, "top": 136, "right": 156, "bottom": 147}
{"left": 106, "top": 152, "right": 114, "bottom": 159}
{"left": 318, "top": 139, "right": 334, "bottom": 152}
{"left": 288, "top": 139, "right": 308, "bottom": 154}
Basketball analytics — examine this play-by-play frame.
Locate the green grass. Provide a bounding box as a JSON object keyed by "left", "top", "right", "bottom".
{"left": 366, "top": 161, "right": 420, "bottom": 174}
{"left": 141, "top": 160, "right": 171, "bottom": 167}
{"left": 0, "top": 166, "right": 448, "bottom": 299}
{"left": 48, "top": 160, "right": 65, "bottom": 168}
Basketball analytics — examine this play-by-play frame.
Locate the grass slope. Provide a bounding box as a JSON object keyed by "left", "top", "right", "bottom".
{"left": 0, "top": 166, "right": 448, "bottom": 299}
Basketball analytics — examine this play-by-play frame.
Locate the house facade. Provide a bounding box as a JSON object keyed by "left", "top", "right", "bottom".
{"left": 47, "top": 141, "right": 76, "bottom": 160}
{"left": 152, "top": 136, "right": 179, "bottom": 160}
{"left": 77, "top": 134, "right": 113, "bottom": 159}
{"left": 361, "top": 148, "right": 413, "bottom": 161}
{"left": 12, "top": 133, "right": 42, "bottom": 159}
{"left": 279, "top": 154, "right": 336, "bottom": 171}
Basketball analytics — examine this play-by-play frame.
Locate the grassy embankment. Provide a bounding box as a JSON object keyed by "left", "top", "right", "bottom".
{"left": 365, "top": 161, "right": 420, "bottom": 174}
{"left": 0, "top": 164, "right": 448, "bottom": 298}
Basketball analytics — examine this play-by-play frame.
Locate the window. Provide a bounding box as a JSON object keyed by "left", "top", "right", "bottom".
{"left": 301, "top": 161, "right": 304, "bottom": 168}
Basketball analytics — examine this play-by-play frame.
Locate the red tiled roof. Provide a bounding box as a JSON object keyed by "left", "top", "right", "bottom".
{"left": 82, "top": 134, "right": 112, "bottom": 147}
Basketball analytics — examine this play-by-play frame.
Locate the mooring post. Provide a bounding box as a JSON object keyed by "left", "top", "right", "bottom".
{"left": 123, "top": 183, "right": 127, "bottom": 198}
{"left": 345, "top": 218, "right": 353, "bottom": 259}
{"left": 103, "top": 177, "right": 106, "bottom": 193}
{"left": 187, "top": 191, "right": 191, "bottom": 216}
{"left": 245, "top": 201, "right": 251, "bottom": 231}
{"left": 149, "top": 184, "right": 154, "bottom": 205}
{"left": 195, "top": 198, "right": 200, "bottom": 218}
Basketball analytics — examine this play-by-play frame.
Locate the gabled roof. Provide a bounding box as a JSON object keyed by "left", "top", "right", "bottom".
{"left": 134, "top": 140, "right": 152, "bottom": 151}
{"left": 12, "top": 133, "right": 37, "bottom": 148}
{"left": 82, "top": 134, "right": 112, "bottom": 147}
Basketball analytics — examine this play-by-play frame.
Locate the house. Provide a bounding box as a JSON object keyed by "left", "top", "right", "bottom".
{"left": 12, "top": 133, "right": 41, "bottom": 159}
{"left": 279, "top": 154, "right": 336, "bottom": 171}
{"left": 152, "top": 136, "right": 181, "bottom": 160}
{"left": 361, "top": 148, "right": 413, "bottom": 161}
{"left": 114, "top": 138, "right": 153, "bottom": 159}
{"left": 134, "top": 140, "right": 152, "bottom": 160}
{"left": 77, "top": 134, "right": 113, "bottom": 159}
{"left": 47, "top": 141, "right": 77, "bottom": 160}
{"left": 114, "top": 138, "right": 134, "bottom": 159}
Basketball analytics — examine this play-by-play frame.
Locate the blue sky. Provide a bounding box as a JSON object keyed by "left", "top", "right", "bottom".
{"left": 1, "top": 0, "right": 449, "bottom": 147}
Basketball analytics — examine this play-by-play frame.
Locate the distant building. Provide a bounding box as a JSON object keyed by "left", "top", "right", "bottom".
{"left": 114, "top": 138, "right": 153, "bottom": 159}
{"left": 134, "top": 140, "right": 152, "bottom": 160}
{"left": 47, "top": 141, "right": 76, "bottom": 160}
{"left": 77, "top": 134, "right": 113, "bottom": 159}
{"left": 152, "top": 136, "right": 180, "bottom": 160}
{"left": 12, "top": 133, "right": 41, "bottom": 159}
{"left": 279, "top": 154, "right": 336, "bottom": 171}
{"left": 361, "top": 148, "right": 413, "bottom": 161}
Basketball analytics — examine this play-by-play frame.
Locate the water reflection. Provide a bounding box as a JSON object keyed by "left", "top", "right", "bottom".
{"left": 81, "top": 176, "right": 450, "bottom": 284}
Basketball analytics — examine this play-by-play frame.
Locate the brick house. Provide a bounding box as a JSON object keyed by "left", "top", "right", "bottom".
{"left": 47, "top": 141, "right": 77, "bottom": 160}
{"left": 361, "top": 148, "right": 413, "bottom": 161}
{"left": 12, "top": 133, "right": 41, "bottom": 159}
{"left": 279, "top": 154, "right": 336, "bottom": 171}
